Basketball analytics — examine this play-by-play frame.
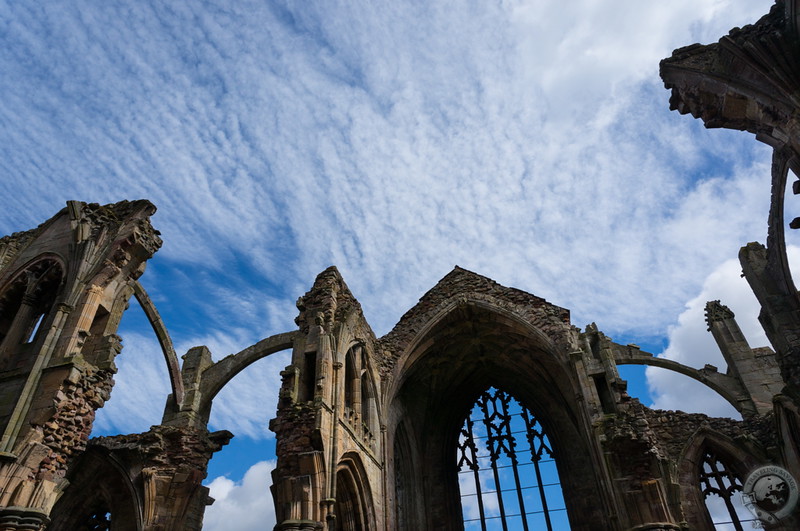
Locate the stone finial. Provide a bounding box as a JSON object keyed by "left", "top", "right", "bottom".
{"left": 704, "top": 300, "right": 735, "bottom": 330}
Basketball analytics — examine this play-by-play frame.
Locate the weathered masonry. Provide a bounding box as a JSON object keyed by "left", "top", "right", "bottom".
{"left": 2, "top": 1, "right": 800, "bottom": 529}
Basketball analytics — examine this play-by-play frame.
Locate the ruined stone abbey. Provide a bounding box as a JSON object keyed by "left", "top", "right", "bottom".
{"left": 2, "top": 1, "right": 800, "bottom": 529}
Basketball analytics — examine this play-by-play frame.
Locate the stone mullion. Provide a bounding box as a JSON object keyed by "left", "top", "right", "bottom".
{"left": 0, "top": 302, "right": 71, "bottom": 454}
{"left": 479, "top": 392, "right": 509, "bottom": 531}
{"left": 0, "top": 293, "right": 38, "bottom": 359}
{"left": 352, "top": 346, "right": 362, "bottom": 423}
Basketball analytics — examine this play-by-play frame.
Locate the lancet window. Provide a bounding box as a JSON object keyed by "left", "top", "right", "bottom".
{"left": 342, "top": 345, "right": 377, "bottom": 441}
{"left": 456, "top": 387, "right": 569, "bottom": 530}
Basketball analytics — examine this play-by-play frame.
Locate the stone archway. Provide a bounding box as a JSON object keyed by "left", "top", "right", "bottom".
{"left": 385, "top": 300, "right": 610, "bottom": 530}
{"left": 335, "top": 453, "right": 375, "bottom": 531}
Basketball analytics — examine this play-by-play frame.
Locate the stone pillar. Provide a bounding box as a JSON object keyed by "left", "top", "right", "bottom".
{"left": 705, "top": 300, "right": 784, "bottom": 415}
{"left": 351, "top": 346, "right": 362, "bottom": 424}
{"left": 0, "top": 293, "right": 38, "bottom": 362}
{"left": 0, "top": 507, "right": 49, "bottom": 531}
{"left": 161, "top": 346, "right": 214, "bottom": 429}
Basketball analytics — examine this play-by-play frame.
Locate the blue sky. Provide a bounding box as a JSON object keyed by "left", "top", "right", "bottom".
{"left": 0, "top": 1, "right": 788, "bottom": 528}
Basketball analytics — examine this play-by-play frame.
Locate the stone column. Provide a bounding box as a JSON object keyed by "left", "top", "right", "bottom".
{"left": 0, "top": 293, "right": 38, "bottom": 362}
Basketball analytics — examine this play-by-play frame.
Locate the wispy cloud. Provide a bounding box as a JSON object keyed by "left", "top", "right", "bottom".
{"left": 1, "top": 0, "right": 781, "bottom": 487}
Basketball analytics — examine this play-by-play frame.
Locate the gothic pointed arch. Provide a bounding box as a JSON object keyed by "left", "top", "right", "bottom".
{"left": 0, "top": 255, "right": 65, "bottom": 371}
{"left": 48, "top": 446, "right": 141, "bottom": 531}
{"left": 678, "top": 428, "right": 764, "bottom": 529}
{"left": 382, "top": 287, "right": 612, "bottom": 529}
{"left": 335, "top": 453, "right": 375, "bottom": 531}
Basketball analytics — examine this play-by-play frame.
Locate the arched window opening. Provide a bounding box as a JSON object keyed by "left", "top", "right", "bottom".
{"left": 0, "top": 259, "right": 63, "bottom": 369}
{"left": 456, "top": 387, "right": 569, "bottom": 530}
{"left": 393, "top": 423, "right": 420, "bottom": 529}
{"left": 699, "top": 448, "right": 756, "bottom": 530}
{"left": 344, "top": 350, "right": 356, "bottom": 411}
{"left": 361, "top": 371, "right": 372, "bottom": 434}
{"left": 342, "top": 345, "right": 367, "bottom": 430}
{"left": 335, "top": 467, "right": 367, "bottom": 531}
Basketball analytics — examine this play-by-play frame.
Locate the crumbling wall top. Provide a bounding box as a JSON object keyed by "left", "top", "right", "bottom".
{"left": 295, "top": 266, "right": 374, "bottom": 340}
{"left": 378, "top": 266, "right": 571, "bottom": 366}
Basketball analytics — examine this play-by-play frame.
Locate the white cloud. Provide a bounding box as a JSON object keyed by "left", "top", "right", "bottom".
{"left": 92, "top": 331, "right": 172, "bottom": 435}
{"left": 0, "top": 0, "right": 777, "bottom": 337}
{"left": 647, "top": 246, "right": 800, "bottom": 417}
{"left": 1, "top": 0, "right": 782, "bottom": 441}
{"left": 204, "top": 460, "right": 276, "bottom": 531}
{"left": 207, "top": 348, "right": 291, "bottom": 440}
{"left": 94, "top": 300, "right": 292, "bottom": 439}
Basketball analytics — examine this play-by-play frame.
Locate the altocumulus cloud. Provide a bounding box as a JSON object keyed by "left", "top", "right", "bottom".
{"left": 2, "top": 0, "right": 781, "bottom": 449}
{"left": 0, "top": 0, "right": 777, "bottom": 337}
{"left": 0, "top": 3, "right": 786, "bottom": 527}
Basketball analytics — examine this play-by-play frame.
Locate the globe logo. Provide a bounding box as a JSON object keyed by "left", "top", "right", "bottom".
{"left": 752, "top": 474, "right": 789, "bottom": 511}
{"left": 743, "top": 466, "right": 798, "bottom": 525}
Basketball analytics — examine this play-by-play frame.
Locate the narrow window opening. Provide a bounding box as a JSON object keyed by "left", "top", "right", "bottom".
{"left": 344, "top": 352, "right": 355, "bottom": 410}
{"left": 456, "top": 387, "right": 570, "bottom": 530}
{"left": 593, "top": 375, "right": 615, "bottom": 414}
{"left": 589, "top": 334, "right": 602, "bottom": 360}
{"left": 303, "top": 351, "right": 316, "bottom": 402}
{"left": 361, "top": 372, "right": 371, "bottom": 431}
{"left": 24, "top": 312, "right": 45, "bottom": 344}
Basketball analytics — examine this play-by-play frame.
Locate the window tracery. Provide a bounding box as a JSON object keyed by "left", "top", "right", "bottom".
{"left": 699, "top": 448, "right": 756, "bottom": 530}
{"left": 456, "top": 387, "right": 569, "bottom": 530}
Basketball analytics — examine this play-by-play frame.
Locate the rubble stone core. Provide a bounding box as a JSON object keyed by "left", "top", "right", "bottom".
{"left": 2, "top": 1, "right": 800, "bottom": 530}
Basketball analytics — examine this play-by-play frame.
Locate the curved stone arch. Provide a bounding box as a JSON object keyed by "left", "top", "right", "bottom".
{"left": 770, "top": 148, "right": 797, "bottom": 292}
{"left": 335, "top": 452, "right": 376, "bottom": 531}
{"left": 387, "top": 296, "right": 566, "bottom": 400}
{"left": 612, "top": 344, "right": 752, "bottom": 415}
{"left": 49, "top": 446, "right": 143, "bottom": 531}
{"left": 332, "top": 307, "right": 374, "bottom": 363}
{"left": 384, "top": 298, "right": 613, "bottom": 529}
{"left": 132, "top": 280, "right": 184, "bottom": 406}
{"left": 677, "top": 426, "right": 765, "bottom": 529}
{"left": 0, "top": 253, "right": 67, "bottom": 293}
{"left": 195, "top": 331, "right": 296, "bottom": 418}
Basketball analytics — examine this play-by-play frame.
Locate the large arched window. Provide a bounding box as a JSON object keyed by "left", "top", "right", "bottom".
{"left": 456, "top": 387, "right": 569, "bottom": 530}
{"left": 699, "top": 448, "right": 757, "bottom": 530}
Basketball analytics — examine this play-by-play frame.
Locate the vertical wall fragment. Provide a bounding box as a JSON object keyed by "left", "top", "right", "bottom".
{"left": 0, "top": 200, "right": 161, "bottom": 530}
